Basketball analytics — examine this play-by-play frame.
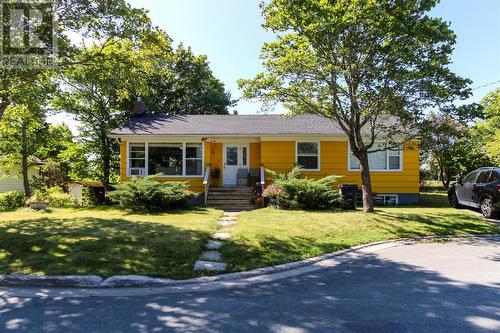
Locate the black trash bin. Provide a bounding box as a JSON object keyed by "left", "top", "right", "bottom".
{"left": 338, "top": 184, "right": 358, "bottom": 210}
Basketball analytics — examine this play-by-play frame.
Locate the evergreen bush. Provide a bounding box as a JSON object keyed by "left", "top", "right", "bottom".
{"left": 108, "top": 176, "right": 196, "bottom": 212}
{"left": 264, "top": 167, "right": 341, "bottom": 210}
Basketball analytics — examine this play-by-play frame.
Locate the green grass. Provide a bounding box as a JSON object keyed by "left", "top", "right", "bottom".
{"left": 0, "top": 190, "right": 498, "bottom": 279}
{"left": 0, "top": 206, "right": 222, "bottom": 279}
{"left": 221, "top": 191, "right": 500, "bottom": 272}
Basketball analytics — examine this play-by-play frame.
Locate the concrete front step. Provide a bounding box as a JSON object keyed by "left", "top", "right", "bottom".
{"left": 207, "top": 197, "right": 251, "bottom": 204}
{"left": 208, "top": 193, "right": 252, "bottom": 199}
{"left": 207, "top": 199, "right": 253, "bottom": 205}
{"left": 208, "top": 192, "right": 253, "bottom": 198}
{"left": 209, "top": 205, "right": 256, "bottom": 211}
{"left": 207, "top": 186, "right": 256, "bottom": 210}
{"left": 209, "top": 187, "right": 254, "bottom": 193}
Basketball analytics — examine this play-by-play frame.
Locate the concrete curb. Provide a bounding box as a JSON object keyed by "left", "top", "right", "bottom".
{"left": 100, "top": 275, "right": 175, "bottom": 288}
{"left": 0, "top": 274, "right": 103, "bottom": 288}
{"left": 0, "top": 234, "right": 498, "bottom": 290}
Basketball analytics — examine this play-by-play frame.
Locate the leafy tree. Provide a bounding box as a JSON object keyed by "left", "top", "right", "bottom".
{"left": 0, "top": 71, "right": 53, "bottom": 196}
{"left": 31, "top": 124, "right": 89, "bottom": 189}
{"left": 420, "top": 109, "right": 492, "bottom": 188}
{"left": 419, "top": 104, "right": 489, "bottom": 188}
{"left": 143, "top": 41, "right": 233, "bottom": 115}
{"left": 132, "top": 30, "right": 233, "bottom": 115}
{"left": 0, "top": 105, "right": 47, "bottom": 196}
{"left": 0, "top": 0, "right": 151, "bottom": 120}
{"left": 54, "top": 40, "right": 145, "bottom": 186}
{"left": 477, "top": 88, "right": 500, "bottom": 164}
{"left": 37, "top": 123, "right": 74, "bottom": 160}
{"left": 55, "top": 30, "right": 233, "bottom": 186}
{"left": 239, "top": 0, "right": 470, "bottom": 212}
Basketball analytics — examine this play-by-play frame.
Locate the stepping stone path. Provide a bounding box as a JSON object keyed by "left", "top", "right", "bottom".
{"left": 201, "top": 250, "right": 222, "bottom": 261}
{"left": 219, "top": 220, "right": 236, "bottom": 227}
{"left": 212, "top": 232, "right": 232, "bottom": 240}
{"left": 206, "top": 240, "right": 223, "bottom": 250}
{"left": 194, "top": 211, "right": 240, "bottom": 272}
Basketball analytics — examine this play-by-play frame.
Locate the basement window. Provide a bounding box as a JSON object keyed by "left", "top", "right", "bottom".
{"left": 373, "top": 194, "right": 398, "bottom": 206}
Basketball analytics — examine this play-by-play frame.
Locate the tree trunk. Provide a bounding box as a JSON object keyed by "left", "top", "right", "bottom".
{"left": 99, "top": 130, "right": 111, "bottom": 188}
{"left": 21, "top": 123, "right": 31, "bottom": 197}
{"left": 440, "top": 168, "right": 447, "bottom": 188}
{"left": 443, "top": 169, "right": 451, "bottom": 188}
{"left": 442, "top": 165, "right": 452, "bottom": 189}
{"left": 0, "top": 100, "right": 9, "bottom": 121}
{"left": 102, "top": 153, "right": 110, "bottom": 188}
{"left": 357, "top": 150, "right": 375, "bottom": 213}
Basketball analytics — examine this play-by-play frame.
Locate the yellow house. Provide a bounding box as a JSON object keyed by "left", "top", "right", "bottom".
{"left": 111, "top": 114, "right": 419, "bottom": 209}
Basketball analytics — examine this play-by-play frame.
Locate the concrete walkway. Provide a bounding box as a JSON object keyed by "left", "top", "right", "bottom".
{"left": 0, "top": 236, "right": 498, "bottom": 332}
{"left": 194, "top": 211, "right": 240, "bottom": 272}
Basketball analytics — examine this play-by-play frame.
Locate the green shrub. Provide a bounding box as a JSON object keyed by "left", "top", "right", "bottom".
{"left": 265, "top": 167, "right": 341, "bottom": 210}
{"left": 108, "top": 176, "right": 196, "bottom": 212}
{"left": 45, "top": 187, "right": 79, "bottom": 208}
{"left": 29, "top": 187, "right": 79, "bottom": 208}
{"left": 82, "top": 186, "right": 102, "bottom": 206}
{"left": 0, "top": 191, "right": 26, "bottom": 211}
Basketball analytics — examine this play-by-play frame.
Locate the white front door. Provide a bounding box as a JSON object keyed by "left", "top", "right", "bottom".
{"left": 223, "top": 144, "right": 248, "bottom": 187}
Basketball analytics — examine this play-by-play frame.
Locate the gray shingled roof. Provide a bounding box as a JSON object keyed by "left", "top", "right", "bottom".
{"left": 111, "top": 114, "right": 346, "bottom": 136}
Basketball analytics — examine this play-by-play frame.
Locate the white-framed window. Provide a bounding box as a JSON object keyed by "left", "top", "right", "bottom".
{"left": 296, "top": 141, "right": 320, "bottom": 171}
{"left": 148, "top": 143, "right": 183, "bottom": 176}
{"left": 128, "top": 143, "right": 146, "bottom": 176}
{"left": 373, "top": 194, "right": 398, "bottom": 206}
{"left": 348, "top": 142, "right": 402, "bottom": 171}
{"left": 185, "top": 143, "right": 203, "bottom": 176}
{"left": 128, "top": 142, "right": 204, "bottom": 177}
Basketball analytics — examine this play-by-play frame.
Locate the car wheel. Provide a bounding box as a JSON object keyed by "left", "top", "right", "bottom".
{"left": 480, "top": 197, "right": 495, "bottom": 218}
{"left": 449, "top": 192, "right": 461, "bottom": 208}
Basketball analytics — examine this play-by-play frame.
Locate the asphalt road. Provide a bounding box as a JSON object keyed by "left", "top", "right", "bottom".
{"left": 0, "top": 237, "right": 499, "bottom": 333}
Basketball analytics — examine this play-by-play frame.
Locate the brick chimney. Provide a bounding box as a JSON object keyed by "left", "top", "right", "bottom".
{"left": 132, "top": 97, "right": 146, "bottom": 116}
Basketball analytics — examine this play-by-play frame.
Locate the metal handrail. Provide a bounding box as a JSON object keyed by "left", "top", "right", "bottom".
{"left": 203, "top": 164, "right": 211, "bottom": 206}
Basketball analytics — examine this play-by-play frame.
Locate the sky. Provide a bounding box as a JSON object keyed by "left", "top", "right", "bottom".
{"left": 50, "top": 0, "right": 500, "bottom": 132}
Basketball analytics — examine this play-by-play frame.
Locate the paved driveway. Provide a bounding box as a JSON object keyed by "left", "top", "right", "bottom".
{"left": 0, "top": 237, "right": 499, "bottom": 333}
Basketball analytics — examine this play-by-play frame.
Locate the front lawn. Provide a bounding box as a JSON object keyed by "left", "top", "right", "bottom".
{"left": 221, "top": 192, "right": 499, "bottom": 272}
{"left": 0, "top": 190, "right": 497, "bottom": 280}
{"left": 0, "top": 207, "right": 222, "bottom": 279}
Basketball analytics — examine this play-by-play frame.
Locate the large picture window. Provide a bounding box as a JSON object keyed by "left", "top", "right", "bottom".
{"left": 349, "top": 142, "right": 402, "bottom": 171}
{"left": 296, "top": 142, "right": 319, "bottom": 171}
{"left": 149, "top": 143, "right": 183, "bottom": 176}
{"left": 128, "top": 142, "right": 203, "bottom": 177}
